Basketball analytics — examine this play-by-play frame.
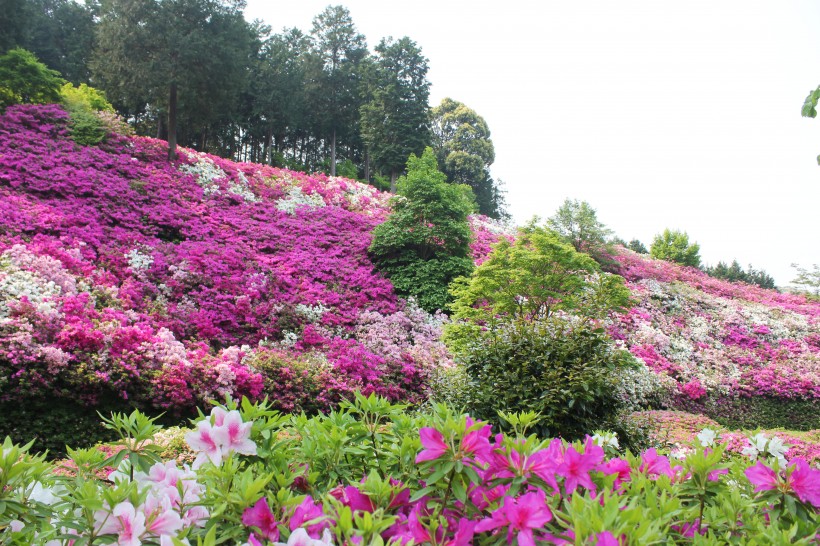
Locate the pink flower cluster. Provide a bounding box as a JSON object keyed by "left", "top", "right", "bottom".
{"left": 610, "top": 249, "right": 820, "bottom": 402}
{"left": 0, "top": 104, "right": 476, "bottom": 415}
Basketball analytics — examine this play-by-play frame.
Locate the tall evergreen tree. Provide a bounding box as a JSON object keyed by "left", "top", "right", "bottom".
{"left": 309, "top": 5, "right": 366, "bottom": 176}
{"left": 93, "top": 0, "right": 253, "bottom": 160}
{"left": 360, "top": 36, "right": 431, "bottom": 192}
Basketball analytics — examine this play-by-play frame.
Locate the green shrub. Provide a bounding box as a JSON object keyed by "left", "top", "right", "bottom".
{"left": 462, "top": 317, "right": 638, "bottom": 442}
{"left": 0, "top": 48, "right": 63, "bottom": 109}
{"left": 59, "top": 82, "right": 116, "bottom": 146}
{"left": 369, "top": 147, "right": 475, "bottom": 313}
{"left": 678, "top": 395, "right": 820, "bottom": 431}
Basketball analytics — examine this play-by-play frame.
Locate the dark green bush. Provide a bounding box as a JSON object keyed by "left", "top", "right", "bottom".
{"left": 369, "top": 147, "right": 475, "bottom": 313}
{"left": 0, "top": 395, "right": 187, "bottom": 458}
{"left": 676, "top": 395, "right": 820, "bottom": 431}
{"left": 463, "top": 317, "right": 637, "bottom": 442}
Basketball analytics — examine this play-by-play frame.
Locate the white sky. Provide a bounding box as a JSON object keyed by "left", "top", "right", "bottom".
{"left": 244, "top": 0, "right": 820, "bottom": 286}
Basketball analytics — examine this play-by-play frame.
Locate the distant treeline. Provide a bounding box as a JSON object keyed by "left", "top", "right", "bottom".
{"left": 0, "top": 0, "right": 507, "bottom": 217}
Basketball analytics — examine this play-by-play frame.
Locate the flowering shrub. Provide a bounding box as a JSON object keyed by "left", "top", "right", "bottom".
{"left": 1, "top": 396, "right": 818, "bottom": 545}
{"left": 0, "top": 104, "right": 461, "bottom": 449}
{"left": 610, "top": 249, "right": 820, "bottom": 427}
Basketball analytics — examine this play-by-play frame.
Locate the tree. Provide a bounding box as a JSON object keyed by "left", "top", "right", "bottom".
{"left": 443, "top": 221, "right": 635, "bottom": 440}
{"left": 93, "top": 0, "right": 253, "bottom": 160}
{"left": 369, "top": 147, "right": 475, "bottom": 313}
{"left": 0, "top": 48, "right": 63, "bottom": 108}
{"left": 360, "top": 36, "right": 431, "bottom": 192}
{"left": 802, "top": 86, "right": 820, "bottom": 164}
{"left": 546, "top": 199, "right": 613, "bottom": 255}
{"left": 19, "top": 0, "right": 97, "bottom": 84}
{"left": 431, "top": 98, "right": 507, "bottom": 218}
{"left": 791, "top": 263, "right": 820, "bottom": 297}
{"left": 447, "top": 222, "right": 632, "bottom": 337}
{"left": 309, "top": 5, "right": 367, "bottom": 176}
{"left": 650, "top": 229, "right": 701, "bottom": 268}
{"left": 706, "top": 260, "right": 776, "bottom": 290}
{"left": 627, "top": 239, "right": 648, "bottom": 254}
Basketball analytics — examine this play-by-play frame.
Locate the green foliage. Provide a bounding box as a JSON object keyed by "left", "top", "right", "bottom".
{"left": 680, "top": 396, "right": 820, "bottom": 431}
{"left": 446, "top": 222, "right": 632, "bottom": 352}
{"left": 706, "top": 259, "right": 776, "bottom": 290}
{"left": 790, "top": 263, "right": 820, "bottom": 297}
{"left": 360, "top": 36, "right": 431, "bottom": 187}
{"left": 431, "top": 97, "right": 507, "bottom": 219}
{"left": 0, "top": 47, "right": 63, "bottom": 108}
{"left": 460, "top": 317, "right": 638, "bottom": 441}
{"left": 547, "top": 199, "right": 613, "bottom": 255}
{"left": 61, "top": 82, "right": 114, "bottom": 113}
{"left": 627, "top": 238, "right": 648, "bottom": 254}
{"left": 650, "top": 228, "right": 702, "bottom": 268}
{"left": 0, "top": 397, "right": 122, "bottom": 457}
{"left": 369, "top": 147, "right": 475, "bottom": 312}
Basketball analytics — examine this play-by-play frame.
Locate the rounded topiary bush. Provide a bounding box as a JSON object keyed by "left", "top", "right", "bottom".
{"left": 462, "top": 317, "right": 637, "bottom": 442}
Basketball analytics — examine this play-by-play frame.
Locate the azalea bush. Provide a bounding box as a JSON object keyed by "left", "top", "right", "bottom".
{"left": 0, "top": 104, "right": 457, "bottom": 452}
{"left": 612, "top": 249, "right": 820, "bottom": 429}
{"left": 0, "top": 395, "right": 818, "bottom": 545}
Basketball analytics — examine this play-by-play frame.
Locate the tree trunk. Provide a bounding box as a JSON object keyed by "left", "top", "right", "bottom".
{"left": 364, "top": 147, "right": 370, "bottom": 183}
{"left": 390, "top": 169, "right": 397, "bottom": 193}
{"left": 330, "top": 128, "right": 336, "bottom": 176}
{"left": 264, "top": 127, "right": 272, "bottom": 165}
{"left": 167, "top": 82, "right": 178, "bottom": 161}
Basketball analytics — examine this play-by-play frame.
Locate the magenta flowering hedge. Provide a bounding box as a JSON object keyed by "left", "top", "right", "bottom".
{"left": 0, "top": 104, "right": 454, "bottom": 418}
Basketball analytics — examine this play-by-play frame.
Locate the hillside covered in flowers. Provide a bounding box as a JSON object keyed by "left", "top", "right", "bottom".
{"left": 1, "top": 104, "right": 818, "bottom": 452}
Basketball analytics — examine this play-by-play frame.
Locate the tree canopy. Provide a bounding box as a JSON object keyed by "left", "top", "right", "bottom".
{"left": 650, "top": 229, "right": 701, "bottom": 268}
{"left": 369, "top": 147, "right": 475, "bottom": 312}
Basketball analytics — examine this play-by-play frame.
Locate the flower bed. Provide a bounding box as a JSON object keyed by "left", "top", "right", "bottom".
{"left": 1, "top": 396, "right": 818, "bottom": 545}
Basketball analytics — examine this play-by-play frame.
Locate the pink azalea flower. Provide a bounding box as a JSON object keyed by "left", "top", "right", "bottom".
{"left": 416, "top": 427, "right": 448, "bottom": 462}
{"left": 289, "top": 496, "right": 329, "bottom": 536}
{"left": 744, "top": 460, "right": 778, "bottom": 493}
{"left": 439, "top": 519, "right": 477, "bottom": 546}
{"left": 556, "top": 446, "right": 598, "bottom": 495}
{"left": 185, "top": 420, "right": 223, "bottom": 468}
{"left": 592, "top": 531, "right": 622, "bottom": 545}
{"left": 788, "top": 458, "right": 820, "bottom": 507}
{"left": 474, "top": 490, "right": 552, "bottom": 546}
{"left": 143, "top": 495, "right": 183, "bottom": 536}
{"left": 462, "top": 418, "right": 493, "bottom": 463}
{"left": 599, "top": 457, "right": 632, "bottom": 490}
{"left": 639, "top": 448, "right": 675, "bottom": 479}
{"left": 242, "top": 497, "right": 280, "bottom": 542}
{"left": 212, "top": 409, "right": 257, "bottom": 456}
{"left": 96, "top": 501, "right": 146, "bottom": 546}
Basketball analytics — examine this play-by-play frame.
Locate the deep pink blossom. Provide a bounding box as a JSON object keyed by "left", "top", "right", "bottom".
{"left": 474, "top": 490, "right": 552, "bottom": 546}
{"left": 242, "top": 497, "right": 280, "bottom": 542}
{"left": 788, "top": 458, "right": 820, "bottom": 507}
{"left": 416, "top": 427, "right": 448, "bottom": 462}
{"left": 744, "top": 461, "right": 778, "bottom": 493}
{"left": 556, "top": 445, "right": 598, "bottom": 495}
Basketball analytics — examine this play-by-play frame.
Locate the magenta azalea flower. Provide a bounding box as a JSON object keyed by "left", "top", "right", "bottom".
{"left": 599, "top": 457, "right": 632, "bottom": 490}
{"left": 416, "top": 427, "right": 449, "bottom": 462}
{"left": 639, "top": 448, "right": 675, "bottom": 480}
{"left": 788, "top": 458, "right": 820, "bottom": 507}
{"left": 744, "top": 460, "right": 778, "bottom": 493}
{"left": 474, "top": 490, "right": 552, "bottom": 546}
{"left": 556, "top": 446, "right": 598, "bottom": 495}
{"left": 242, "top": 497, "right": 280, "bottom": 542}
{"left": 592, "top": 531, "right": 623, "bottom": 545}
{"left": 289, "top": 496, "right": 329, "bottom": 536}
